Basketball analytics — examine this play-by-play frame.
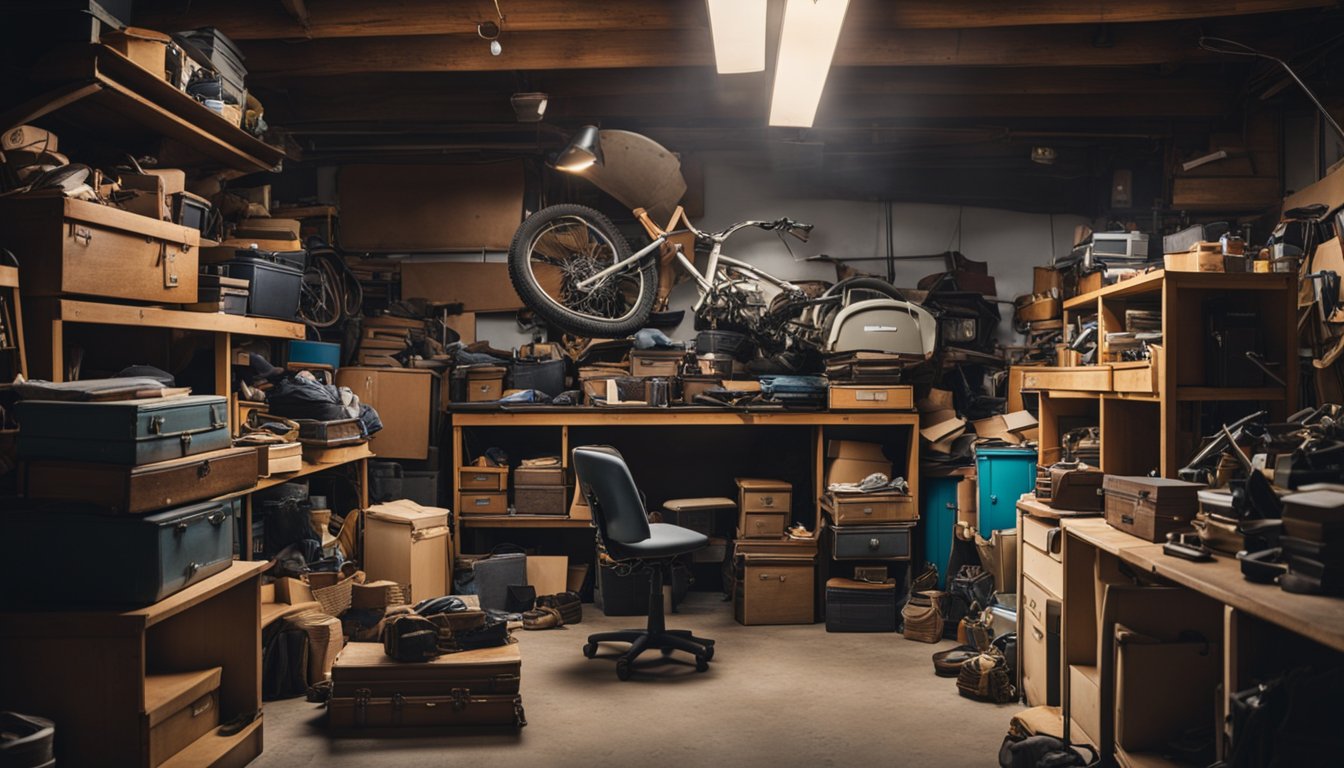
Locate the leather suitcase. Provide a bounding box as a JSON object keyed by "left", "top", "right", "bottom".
{"left": 824, "top": 577, "right": 898, "bottom": 632}
{"left": 1044, "top": 466, "right": 1104, "bottom": 511}
{"left": 296, "top": 418, "right": 365, "bottom": 446}
{"left": 1, "top": 499, "right": 237, "bottom": 604}
{"left": 1102, "top": 475, "right": 1204, "bottom": 542}
{"left": 0, "top": 196, "right": 199, "bottom": 302}
{"left": 16, "top": 395, "right": 230, "bottom": 465}
{"left": 328, "top": 691, "right": 526, "bottom": 729}
{"left": 330, "top": 641, "right": 521, "bottom": 699}
{"left": 828, "top": 523, "right": 915, "bottom": 560}
{"left": 22, "top": 446, "right": 259, "bottom": 514}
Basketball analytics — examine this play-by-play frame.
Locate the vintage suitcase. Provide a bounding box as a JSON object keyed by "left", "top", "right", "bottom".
{"left": 629, "top": 349, "right": 683, "bottom": 378}
{"left": 823, "top": 492, "right": 917, "bottom": 525}
{"left": 330, "top": 641, "right": 521, "bottom": 699}
{"left": 1043, "top": 466, "right": 1105, "bottom": 511}
{"left": 828, "top": 523, "right": 915, "bottom": 560}
{"left": 16, "top": 395, "right": 230, "bottom": 465}
{"left": 825, "top": 577, "right": 899, "bottom": 632}
{"left": 514, "top": 486, "right": 567, "bottom": 516}
{"left": 734, "top": 553, "right": 814, "bottom": 625}
{"left": 1, "top": 499, "right": 237, "bottom": 604}
{"left": 296, "top": 418, "right": 365, "bottom": 447}
{"left": 1103, "top": 475, "right": 1205, "bottom": 542}
{"left": 0, "top": 196, "right": 199, "bottom": 303}
{"left": 328, "top": 691, "right": 525, "bottom": 729}
{"left": 22, "top": 445, "right": 258, "bottom": 514}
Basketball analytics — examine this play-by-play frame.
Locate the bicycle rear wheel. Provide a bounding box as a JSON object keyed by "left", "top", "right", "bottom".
{"left": 507, "top": 204, "right": 656, "bottom": 338}
{"left": 299, "top": 259, "right": 342, "bottom": 328}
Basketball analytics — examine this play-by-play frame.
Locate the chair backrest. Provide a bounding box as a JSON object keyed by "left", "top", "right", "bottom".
{"left": 571, "top": 445, "right": 650, "bottom": 545}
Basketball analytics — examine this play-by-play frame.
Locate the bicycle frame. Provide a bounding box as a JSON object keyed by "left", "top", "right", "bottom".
{"left": 572, "top": 215, "right": 799, "bottom": 315}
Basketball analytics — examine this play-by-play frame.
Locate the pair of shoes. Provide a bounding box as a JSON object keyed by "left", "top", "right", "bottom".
{"left": 521, "top": 606, "right": 565, "bottom": 630}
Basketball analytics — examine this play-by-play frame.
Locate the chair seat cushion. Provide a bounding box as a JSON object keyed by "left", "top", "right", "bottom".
{"left": 607, "top": 523, "right": 709, "bottom": 560}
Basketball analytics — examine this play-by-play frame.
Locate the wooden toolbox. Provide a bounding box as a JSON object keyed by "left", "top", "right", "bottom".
{"left": 735, "top": 477, "right": 791, "bottom": 539}
{"left": 23, "top": 446, "right": 259, "bottom": 515}
{"left": 827, "top": 384, "right": 914, "bottom": 411}
{"left": 1020, "top": 365, "right": 1112, "bottom": 392}
{"left": 0, "top": 196, "right": 199, "bottom": 303}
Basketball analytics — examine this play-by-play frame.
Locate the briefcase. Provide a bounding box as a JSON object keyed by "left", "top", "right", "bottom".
{"left": 330, "top": 641, "right": 521, "bottom": 699}
{"left": 328, "top": 691, "right": 526, "bottom": 729}
{"left": 22, "top": 445, "right": 259, "bottom": 514}
{"left": 16, "top": 395, "right": 230, "bottom": 465}
{"left": 1044, "top": 466, "right": 1104, "bottom": 511}
{"left": 825, "top": 577, "right": 898, "bottom": 633}
{"left": 1103, "top": 475, "right": 1205, "bottom": 542}
{"left": 1, "top": 499, "right": 236, "bottom": 605}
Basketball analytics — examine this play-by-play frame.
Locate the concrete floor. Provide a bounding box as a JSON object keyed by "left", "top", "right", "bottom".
{"left": 255, "top": 594, "right": 1021, "bottom": 768}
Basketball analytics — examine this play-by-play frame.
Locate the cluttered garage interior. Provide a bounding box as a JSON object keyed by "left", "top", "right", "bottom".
{"left": 1, "top": 2, "right": 1344, "bottom": 767}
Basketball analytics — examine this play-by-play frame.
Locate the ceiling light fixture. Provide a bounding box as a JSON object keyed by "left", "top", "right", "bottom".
{"left": 554, "top": 125, "right": 603, "bottom": 172}
{"left": 769, "top": 0, "right": 850, "bottom": 128}
{"left": 705, "top": 0, "right": 767, "bottom": 74}
{"left": 511, "top": 92, "right": 549, "bottom": 122}
{"left": 1031, "top": 146, "right": 1057, "bottom": 165}
{"left": 479, "top": 0, "right": 505, "bottom": 56}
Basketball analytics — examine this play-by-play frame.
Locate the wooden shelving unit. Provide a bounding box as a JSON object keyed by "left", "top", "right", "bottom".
{"left": 0, "top": 562, "right": 267, "bottom": 768}
{"left": 1033, "top": 269, "right": 1298, "bottom": 476}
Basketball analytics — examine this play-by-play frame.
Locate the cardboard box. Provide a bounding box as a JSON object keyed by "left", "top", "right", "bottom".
{"left": 921, "top": 416, "right": 966, "bottom": 444}
{"left": 972, "top": 410, "right": 1039, "bottom": 445}
{"left": 1033, "top": 266, "right": 1062, "bottom": 295}
{"left": 363, "top": 500, "right": 451, "bottom": 602}
{"left": 1164, "top": 251, "right": 1227, "bottom": 273}
{"left": 103, "top": 27, "right": 172, "bottom": 80}
{"left": 1114, "top": 625, "right": 1221, "bottom": 755}
{"left": 526, "top": 555, "right": 569, "bottom": 596}
{"left": 825, "top": 440, "right": 892, "bottom": 486}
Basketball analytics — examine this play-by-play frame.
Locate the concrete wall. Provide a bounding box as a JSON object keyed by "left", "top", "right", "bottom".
{"left": 477, "top": 153, "right": 1087, "bottom": 347}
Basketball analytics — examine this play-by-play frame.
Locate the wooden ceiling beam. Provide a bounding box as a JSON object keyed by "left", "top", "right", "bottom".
{"left": 242, "top": 22, "right": 1236, "bottom": 77}
{"left": 132, "top": 0, "right": 1332, "bottom": 40}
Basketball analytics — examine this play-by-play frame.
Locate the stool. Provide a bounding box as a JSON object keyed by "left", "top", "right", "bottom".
{"left": 661, "top": 497, "right": 737, "bottom": 537}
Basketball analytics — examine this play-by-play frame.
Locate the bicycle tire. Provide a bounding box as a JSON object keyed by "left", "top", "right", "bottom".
{"left": 507, "top": 204, "right": 656, "bottom": 338}
{"left": 299, "top": 260, "right": 342, "bottom": 329}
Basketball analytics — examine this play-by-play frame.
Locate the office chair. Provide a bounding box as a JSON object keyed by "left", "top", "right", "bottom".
{"left": 571, "top": 445, "right": 716, "bottom": 680}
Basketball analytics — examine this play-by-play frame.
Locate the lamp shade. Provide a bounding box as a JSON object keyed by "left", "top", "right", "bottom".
{"left": 555, "top": 125, "right": 604, "bottom": 172}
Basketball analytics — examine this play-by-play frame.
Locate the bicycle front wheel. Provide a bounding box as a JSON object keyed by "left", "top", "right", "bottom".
{"left": 507, "top": 204, "right": 656, "bottom": 338}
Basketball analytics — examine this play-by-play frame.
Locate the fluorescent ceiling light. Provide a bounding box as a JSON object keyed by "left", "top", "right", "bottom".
{"left": 706, "top": 0, "right": 767, "bottom": 74}
{"left": 769, "top": 0, "right": 850, "bottom": 128}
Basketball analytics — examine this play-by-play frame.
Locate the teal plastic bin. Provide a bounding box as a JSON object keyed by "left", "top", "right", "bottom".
{"left": 921, "top": 475, "right": 961, "bottom": 588}
{"left": 975, "top": 446, "right": 1038, "bottom": 534}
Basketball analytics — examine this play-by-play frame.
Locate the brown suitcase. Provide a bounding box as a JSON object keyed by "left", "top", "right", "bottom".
{"left": 733, "top": 553, "right": 814, "bottom": 625}
{"left": 330, "top": 641, "right": 521, "bottom": 699}
{"left": 22, "top": 446, "right": 259, "bottom": 514}
{"left": 1044, "top": 467, "right": 1105, "bottom": 511}
{"left": 0, "top": 196, "right": 199, "bottom": 303}
{"left": 1102, "top": 475, "right": 1204, "bottom": 542}
{"left": 328, "top": 692, "right": 526, "bottom": 729}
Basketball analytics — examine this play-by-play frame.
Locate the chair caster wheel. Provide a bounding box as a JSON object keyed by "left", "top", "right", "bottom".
{"left": 582, "top": 643, "right": 597, "bottom": 659}
{"left": 701, "top": 645, "right": 714, "bottom": 662}
{"left": 660, "top": 646, "right": 675, "bottom": 656}
{"left": 695, "top": 655, "right": 709, "bottom": 673}
{"left": 616, "top": 659, "right": 633, "bottom": 681}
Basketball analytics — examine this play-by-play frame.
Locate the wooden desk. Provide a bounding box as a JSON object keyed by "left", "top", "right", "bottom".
{"left": 0, "top": 562, "right": 265, "bottom": 767}
{"left": 450, "top": 408, "right": 919, "bottom": 557}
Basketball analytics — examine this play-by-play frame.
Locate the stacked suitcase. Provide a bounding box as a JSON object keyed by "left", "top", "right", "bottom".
{"left": 1280, "top": 488, "right": 1344, "bottom": 596}
{"left": 730, "top": 479, "right": 819, "bottom": 625}
{"left": 328, "top": 642, "right": 526, "bottom": 729}
{"left": 3, "top": 391, "right": 258, "bottom": 605}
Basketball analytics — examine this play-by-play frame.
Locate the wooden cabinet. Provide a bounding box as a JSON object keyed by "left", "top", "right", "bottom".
{"left": 0, "top": 562, "right": 265, "bottom": 767}
{"left": 337, "top": 367, "right": 433, "bottom": 459}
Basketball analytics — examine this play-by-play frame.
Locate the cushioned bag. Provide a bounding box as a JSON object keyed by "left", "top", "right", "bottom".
{"left": 957, "top": 649, "right": 1016, "bottom": 704}
{"left": 901, "top": 590, "right": 944, "bottom": 643}
{"left": 381, "top": 615, "right": 441, "bottom": 662}
{"left": 537, "top": 591, "right": 583, "bottom": 625}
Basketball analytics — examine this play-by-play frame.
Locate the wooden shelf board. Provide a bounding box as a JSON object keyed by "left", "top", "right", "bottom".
{"left": 10, "top": 45, "right": 286, "bottom": 175}
{"left": 1102, "top": 392, "right": 1160, "bottom": 403}
{"left": 1063, "top": 269, "right": 1295, "bottom": 310}
{"left": 159, "top": 716, "right": 262, "bottom": 768}
{"left": 460, "top": 515, "right": 592, "bottom": 529}
{"left": 1062, "top": 518, "right": 1154, "bottom": 557}
{"left": 261, "top": 601, "right": 322, "bottom": 629}
{"left": 1173, "top": 387, "right": 1286, "bottom": 402}
{"left": 57, "top": 299, "right": 305, "bottom": 339}
{"left": 450, "top": 410, "right": 919, "bottom": 427}
{"left": 144, "top": 668, "right": 220, "bottom": 725}
{"left": 227, "top": 455, "right": 373, "bottom": 499}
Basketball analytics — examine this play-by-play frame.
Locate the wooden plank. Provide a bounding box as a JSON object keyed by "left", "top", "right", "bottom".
{"left": 241, "top": 21, "right": 1225, "bottom": 77}
{"left": 133, "top": 0, "right": 1331, "bottom": 39}
{"left": 1171, "top": 176, "right": 1283, "bottom": 211}
{"left": 449, "top": 410, "right": 920, "bottom": 428}
{"left": 59, "top": 299, "right": 306, "bottom": 339}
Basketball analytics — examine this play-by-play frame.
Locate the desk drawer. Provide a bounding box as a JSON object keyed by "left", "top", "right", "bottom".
{"left": 741, "top": 512, "right": 787, "bottom": 539}
{"left": 459, "top": 492, "right": 507, "bottom": 515}
{"left": 1022, "top": 542, "right": 1063, "bottom": 599}
{"left": 459, "top": 467, "right": 507, "bottom": 491}
{"left": 830, "top": 524, "right": 913, "bottom": 560}
{"left": 737, "top": 478, "right": 792, "bottom": 514}
{"left": 1020, "top": 366, "right": 1112, "bottom": 392}
{"left": 1020, "top": 576, "right": 1060, "bottom": 708}
{"left": 1022, "top": 515, "right": 1062, "bottom": 562}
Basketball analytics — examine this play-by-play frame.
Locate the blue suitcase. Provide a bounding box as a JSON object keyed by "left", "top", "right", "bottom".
{"left": 16, "top": 395, "right": 230, "bottom": 465}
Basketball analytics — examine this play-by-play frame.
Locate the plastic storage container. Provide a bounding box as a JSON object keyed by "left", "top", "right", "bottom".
{"left": 975, "top": 447, "right": 1039, "bottom": 534}
{"left": 921, "top": 474, "right": 961, "bottom": 588}
{"left": 227, "top": 254, "right": 302, "bottom": 320}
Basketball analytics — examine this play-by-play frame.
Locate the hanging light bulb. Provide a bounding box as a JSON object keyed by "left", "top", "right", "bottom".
{"left": 490, "top": 39, "right": 502, "bottom": 55}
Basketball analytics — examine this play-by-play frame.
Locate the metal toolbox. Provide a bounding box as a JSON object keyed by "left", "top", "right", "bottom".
{"left": 1, "top": 498, "right": 238, "bottom": 604}
{"left": 16, "top": 395, "right": 230, "bottom": 465}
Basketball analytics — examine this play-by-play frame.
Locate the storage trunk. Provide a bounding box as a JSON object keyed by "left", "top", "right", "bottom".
{"left": 16, "top": 395, "right": 229, "bottom": 465}
{"left": 824, "top": 577, "right": 898, "bottom": 632}
{"left": 0, "top": 196, "right": 199, "bottom": 302}
{"left": 328, "top": 692, "right": 525, "bottom": 729}
{"left": 330, "top": 641, "right": 521, "bottom": 699}
{"left": 3, "top": 499, "right": 236, "bottom": 604}
{"left": 828, "top": 523, "right": 915, "bottom": 560}
{"left": 296, "top": 418, "right": 365, "bottom": 446}
{"left": 823, "top": 492, "right": 916, "bottom": 525}
{"left": 514, "top": 485, "right": 566, "bottom": 516}
{"left": 22, "top": 445, "right": 258, "bottom": 514}
{"left": 734, "top": 553, "right": 814, "bottom": 625}
{"left": 363, "top": 500, "right": 451, "bottom": 602}
{"left": 629, "top": 349, "right": 683, "bottom": 377}
{"left": 1102, "top": 476, "right": 1205, "bottom": 542}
